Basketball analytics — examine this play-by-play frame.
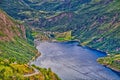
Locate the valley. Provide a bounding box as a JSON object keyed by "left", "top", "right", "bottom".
{"left": 0, "top": 0, "right": 120, "bottom": 80}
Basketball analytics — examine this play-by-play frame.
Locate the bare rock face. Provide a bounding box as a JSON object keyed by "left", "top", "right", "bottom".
{"left": 0, "top": 10, "right": 26, "bottom": 41}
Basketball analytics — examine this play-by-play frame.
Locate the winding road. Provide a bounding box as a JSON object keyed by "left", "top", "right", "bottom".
{"left": 24, "top": 67, "right": 40, "bottom": 77}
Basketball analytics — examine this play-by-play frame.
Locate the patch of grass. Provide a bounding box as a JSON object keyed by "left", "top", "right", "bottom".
{"left": 55, "top": 31, "right": 72, "bottom": 41}
{"left": 97, "top": 54, "right": 120, "bottom": 71}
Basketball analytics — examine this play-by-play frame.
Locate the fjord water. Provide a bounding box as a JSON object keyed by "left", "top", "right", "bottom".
{"left": 32, "top": 41, "right": 120, "bottom": 80}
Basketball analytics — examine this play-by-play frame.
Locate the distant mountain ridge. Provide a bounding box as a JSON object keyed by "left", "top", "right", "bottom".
{"left": 0, "top": 0, "right": 120, "bottom": 54}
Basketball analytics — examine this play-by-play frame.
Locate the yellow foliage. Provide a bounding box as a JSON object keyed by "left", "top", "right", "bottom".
{"left": 10, "top": 64, "right": 34, "bottom": 74}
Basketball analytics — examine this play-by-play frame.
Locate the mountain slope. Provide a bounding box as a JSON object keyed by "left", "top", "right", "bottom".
{"left": 1, "top": 0, "right": 120, "bottom": 71}
{"left": 0, "top": 9, "right": 36, "bottom": 79}
{"left": 0, "top": 10, "right": 60, "bottom": 80}
{"left": 0, "top": 9, "right": 37, "bottom": 63}
{"left": 1, "top": 0, "right": 119, "bottom": 53}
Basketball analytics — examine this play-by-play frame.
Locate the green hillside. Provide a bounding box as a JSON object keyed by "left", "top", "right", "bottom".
{"left": 0, "top": 0, "right": 120, "bottom": 53}
{"left": 0, "top": 10, "right": 60, "bottom": 80}
{"left": 0, "top": 9, "right": 37, "bottom": 63}
{"left": 0, "top": 0, "right": 120, "bottom": 72}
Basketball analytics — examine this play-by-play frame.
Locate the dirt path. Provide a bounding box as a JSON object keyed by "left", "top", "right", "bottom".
{"left": 24, "top": 67, "right": 40, "bottom": 77}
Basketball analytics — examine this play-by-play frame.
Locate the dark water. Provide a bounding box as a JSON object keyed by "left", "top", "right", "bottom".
{"left": 32, "top": 41, "right": 120, "bottom": 80}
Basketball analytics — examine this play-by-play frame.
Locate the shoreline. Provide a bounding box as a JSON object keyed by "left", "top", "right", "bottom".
{"left": 33, "top": 39, "right": 120, "bottom": 76}
{"left": 85, "top": 45, "right": 120, "bottom": 74}
{"left": 32, "top": 40, "right": 120, "bottom": 79}
{"left": 104, "top": 65, "right": 120, "bottom": 76}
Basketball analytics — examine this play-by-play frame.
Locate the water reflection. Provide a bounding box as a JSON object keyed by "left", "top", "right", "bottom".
{"left": 32, "top": 41, "right": 120, "bottom": 80}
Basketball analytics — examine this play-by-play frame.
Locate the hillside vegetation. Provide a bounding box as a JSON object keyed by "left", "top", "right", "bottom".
{"left": 0, "top": 10, "right": 60, "bottom": 80}
{"left": 0, "top": 9, "right": 37, "bottom": 63}
{"left": 0, "top": 0, "right": 120, "bottom": 53}
{"left": 1, "top": 0, "right": 120, "bottom": 72}
{"left": 98, "top": 54, "right": 120, "bottom": 71}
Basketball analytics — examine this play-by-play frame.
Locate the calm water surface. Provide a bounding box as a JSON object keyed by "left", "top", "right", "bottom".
{"left": 32, "top": 41, "right": 120, "bottom": 80}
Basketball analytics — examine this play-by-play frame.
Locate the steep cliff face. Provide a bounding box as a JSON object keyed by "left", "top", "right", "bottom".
{"left": 0, "top": 10, "right": 26, "bottom": 41}
{"left": 0, "top": 10, "right": 37, "bottom": 63}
